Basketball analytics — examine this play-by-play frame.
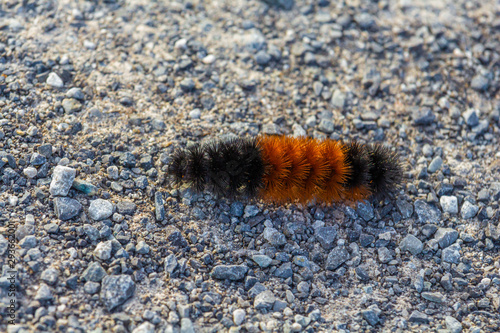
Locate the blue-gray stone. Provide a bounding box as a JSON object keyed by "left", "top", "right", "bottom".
{"left": 274, "top": 262, "right": 293, "bottom": 279}
{"left": 331, "top": 89, "right": 346, "bottom": 108}
{"left": 255, "top": 51, "right": 271, "bottom": 65}
{"left": 354, "top": 12, "right": 375, "bottom": 29}
{"left": 434, "top": 228, "right": 458, "bottom": 248}
{"left": 84, "top": 224, "right": 99, "bottom": 242}
{"left": 421, "top": 291, "right": 445, "bottom": 303}
{"left": 470, "top": 74, "right": 489, "bottom": 91}
{"left": 315, "top": 226, "right": 337, "bottom": 250}
{"left": 399, "top": 234, "right": 423, "bottom": 255}
{"left": 396, "top": 199, "right": 413, "bottom": 219}
{"left": 463, "top": 109, "right": 479, "bottom": 127}
{"left": 165, "top": 226, "right": 187, "bottom": 247}
{"left": 35, "top": 284, "right": 53, "bottom": 301}
{"left": 82, "top": 262, "right": 107, "bottom": 282}
{"left": 136, "top": 241, "right": 150, "bottom": 254}
{"left": 180, "top": 78, "right": 195, "bottom": 91}
{"left": 263, "top": 227, "right": 287, "bottom": 246}
{"left": 66, "top": 87, "right": 85, "bottom": 100}
{"left": 49, "top": 166, "right": 76, "bottom": 196}
{"left": 30, "top": 153, "right": 47, "bottom": 166}
{"left": 325, "top": 246, "right": 350, "bottom": 270}
{"left": 54, "top": 197, "right": 82, "bottom": 221}
{"left": 84, "top": 281, "right": 101, "bottom": 295}
{"left": 19, "top": 235, "right": 37, "bottom": 249}
{"left": 460, "top": 201, "right": 479, "bottom": 219}
{"left": 40, "top": 268, "right": 59, "bottom": 285}
{"left": 248, "top": 282, "right": 267, "bottom": 298}
{"left": 428, "top": 156, "right": 443, "bottom": 173}
{"left": 155, "top": 192, "right": 165, "bottom": 222}
{"left": 414, "top": 200, "right": 441, "bottom": 223}
{"left": 116, "top": 201, "right": 136, "bottom": 215}
{"left": 362, "top": 309, "right": 380, "bottom": 326}
{"left": 38, "top": 144, "right": 53, "bottom": 158}
{"left": 377, "top": 247, "right": 393, "bottom": 263}
{"left": 244, "top": 205, "right": 260, "bottom": 218}
{"left": 293, "top": 255, "right": 310, "bottom": 268}
{"left": 211, "top": 265, "right": 248, "bottom": 281}
{"left": 252, "top": 255, "right": 272, "bottom": 268}
{"left": 412, "top": 108, "right": 435, "bottom": 125}
{"left": 445, "top": 316, "right": 463, "bottom": 333}
{"left": 440, "top": 196, "right": 458, "bottom": 214}
{"left": 118, "top": 152, "right": 136, "bottom": 168}
{"left": 254, "top": 290, "right": 276, "bottom": 311}
{"left": 88, "top": 199, "right": 113, "bottom": 221}
{"left": 318, "top": 119, "right": 334, "bottom": 133}
{"left": 442, "top": 244, "right": 461, "bottom": 264}
{"left": 135, "top": 176, "right": 148, "bottom": 189}
{"left": 164, "top": 254, "right": 178, "bottom": 274}
{"left": 100, "top": 275, "right": 135, "bottom": 311}
{"left": 356, "top": 202, "right": 374, "bottom": 221}
{"left": 230, "top": 202, "right": 244, "bottom": 217}
{"left": 409, "top": 310, "right": 430, "bottom": 324}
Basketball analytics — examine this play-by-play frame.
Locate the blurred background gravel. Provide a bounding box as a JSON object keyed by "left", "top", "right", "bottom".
{"left": 0, "top": 0, "right": 499, "bottom": 332}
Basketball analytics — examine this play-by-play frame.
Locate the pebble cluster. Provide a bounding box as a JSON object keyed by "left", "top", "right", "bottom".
{"left": 1, "top": 0, "right": 499, "bottom": 332}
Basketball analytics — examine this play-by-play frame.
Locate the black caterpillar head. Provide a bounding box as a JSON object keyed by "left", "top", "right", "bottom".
{"left": 366, "top": 144, "right": 403, "bottom": 199}
{"left": 168, "top": 149, "right": 188, "bottom": 185}
{"left": 168, "top": 145, "right": 207, "bottom": 192}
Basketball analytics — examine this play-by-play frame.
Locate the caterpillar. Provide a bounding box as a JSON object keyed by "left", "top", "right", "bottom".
{"left": 168, "top": 136, "right": 403, "bottom": 204}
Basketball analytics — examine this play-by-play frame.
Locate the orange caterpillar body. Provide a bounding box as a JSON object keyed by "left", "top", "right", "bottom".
{"left": 259, "top": 136, "right": 367, "bottom": 203}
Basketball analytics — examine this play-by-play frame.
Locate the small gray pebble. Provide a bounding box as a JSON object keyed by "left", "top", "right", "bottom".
{"left": 440, "top": 196, "right": 458, "bottom": 214}
{"left": 54, "top": 197, "right": 82, "bottom": 221}
{"left": 50, "top": 166, "right": 76, "bottom": 196}
{"left": 100, "top": 275, "right": 135, "bottom": 311}
{"left": 88, "top": 199, "right": 114, "bottom": 221}
{"left": 399, "top": 234, "right": 423, "bottom": 255}
{"left": 211, "top": 265, "right": 248, "bottom": 281}
{"left": 461, "top": 201, "right": 479, "bottom": 219}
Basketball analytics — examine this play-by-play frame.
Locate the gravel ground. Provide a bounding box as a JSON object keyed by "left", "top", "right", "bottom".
{"left": 1, "top": 0, "right": 500, "bottom": 332}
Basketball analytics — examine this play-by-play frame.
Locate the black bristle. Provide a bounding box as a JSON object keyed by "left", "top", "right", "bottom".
{"left": 342, "top": 142, "right": 372, "bottom": 190}
{"left": 205, "top": 140, "right": 233, "bottom": 196}
{"left": 238, "top": 138, "right": 265, "bottom": 197}
{"left": 168, "top": 149, "right": 188, "bottom": 185}
{"left": 184, "top": 145, "right": 207, "bottom": 192}
{"left": 205, "top": 138, "right": 265, "bottom": 198}
{"left": 366, "top": 144, "right": 403, "bottom": 198}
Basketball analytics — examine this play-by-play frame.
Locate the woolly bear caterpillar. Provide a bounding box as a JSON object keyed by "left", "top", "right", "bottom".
{"left": 168, "top": 135, "right": 403, "bottom": 203}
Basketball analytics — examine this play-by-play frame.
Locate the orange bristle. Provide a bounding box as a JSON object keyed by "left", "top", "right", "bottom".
{"left": 295, "top": 138, "right": 330, "bottom": 203}
{"left": 343, "top": 184, "right": 371, "bottom": 203}
{"left": 258, "top": 136, "right": 350, "bottom": 204}
{"left": 257, "top": 136, "right": 292, "bottom": 202}
{"left": 316, "top": 140, "right": 349, "bottom": 202}
{"left": 281, "top": 137, "right": 312, "bottom": 201}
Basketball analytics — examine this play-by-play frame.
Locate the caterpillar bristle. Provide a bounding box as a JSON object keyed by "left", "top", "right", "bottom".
{"left": 168, "top": 149, "right": 188, "bottom": 186}
{"left": 317, "top": 140, "right": 349, "bottom": 202}
{"left": 258, "top": 136, "right": 293, "bottom": 202}
{"left": 342, "top": 142, "right": 372, "bottom": 202}
{"left": 185, "top": 145, "right": 207, "bottom": 192}
{"left": 167, "top": 135, "right": 403, "bottom": 204}
{"left": 365, "top": 144, "right": 403, "bottom": 199}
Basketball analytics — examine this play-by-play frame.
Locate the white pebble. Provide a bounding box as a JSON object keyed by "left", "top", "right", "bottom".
{"left": 202, "top": 54, "right": 215, "bottom": 64}
{"left": 174, "top": 38, "right": 187, "bottom": 50}
{"left": 233, "top": 309, "right": 246, "bottom": 326}
{"left": 47, "top": 72, "right": 64, "bottom": 88}
{"left": 23, "top": 166, "right": 38, "bottom": 178}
